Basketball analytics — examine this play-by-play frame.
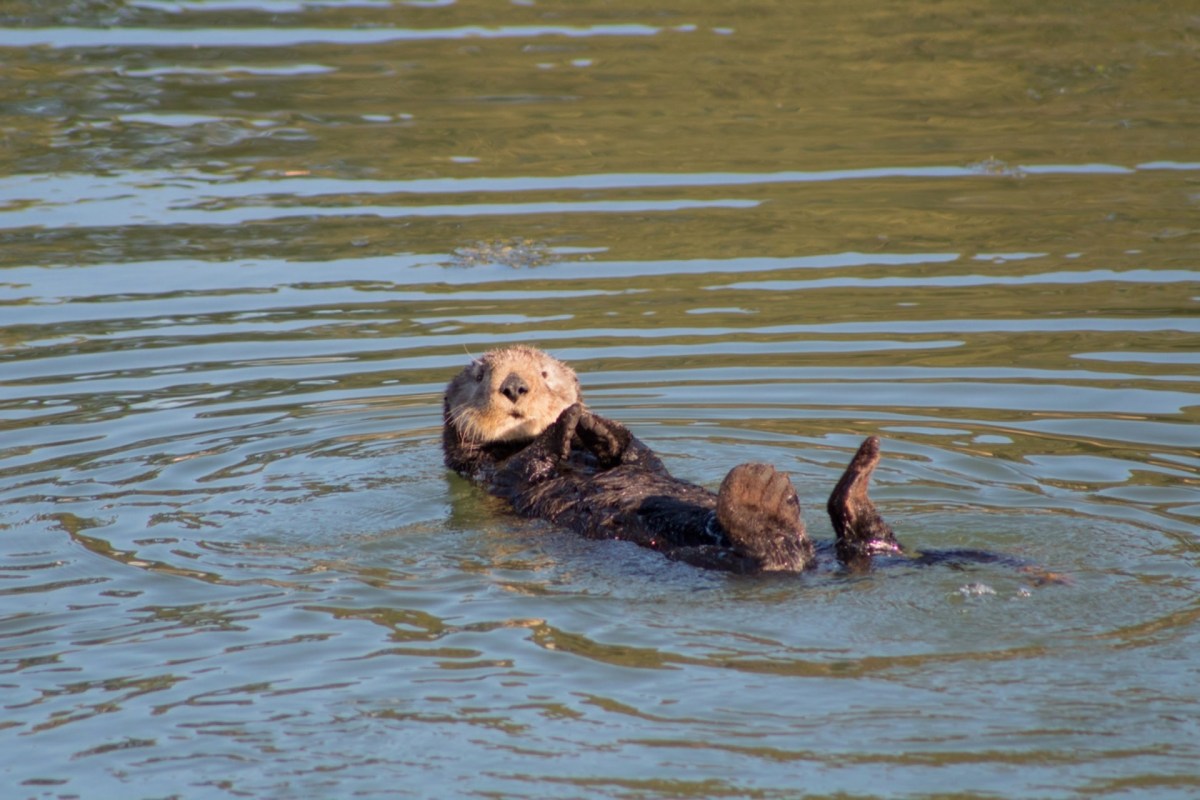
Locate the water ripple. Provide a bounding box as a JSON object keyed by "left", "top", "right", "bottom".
{"left": 0, "top": 23, "right": 667, "bottom": 49}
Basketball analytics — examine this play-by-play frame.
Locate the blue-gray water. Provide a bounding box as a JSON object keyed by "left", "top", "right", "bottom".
{"left": 1, "top": 2, "right": 1198, "bottom": 798}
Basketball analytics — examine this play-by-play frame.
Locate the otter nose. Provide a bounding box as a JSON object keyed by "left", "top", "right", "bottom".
{"left": 498, "top": 372, "right": 529, "bottom": 404}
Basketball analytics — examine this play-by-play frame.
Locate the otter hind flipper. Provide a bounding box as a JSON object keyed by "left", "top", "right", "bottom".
{"left": 828, "top": 436, "right": 903, "bottom": 569}
{"left": 716, "top": 463, "right": 813, "bottom": 572}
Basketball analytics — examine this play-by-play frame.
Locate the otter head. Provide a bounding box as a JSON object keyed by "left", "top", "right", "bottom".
{"left": 444, "top": 346, "right": 581, "bottom": 445}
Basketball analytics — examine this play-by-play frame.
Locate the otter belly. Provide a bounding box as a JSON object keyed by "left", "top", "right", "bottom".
{"left": 511, "top": 463, "right": 723, "bottom": 553}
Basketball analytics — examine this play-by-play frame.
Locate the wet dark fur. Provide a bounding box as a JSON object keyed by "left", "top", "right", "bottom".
{"left": 442, "top": 348, "right": 905, "bottom": 573}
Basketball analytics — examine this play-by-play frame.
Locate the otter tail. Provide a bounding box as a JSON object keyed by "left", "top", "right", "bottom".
{"left": 716, "top": 463, "right": 814, "bottom": 572}
{"left": 827, "top": 436, "right": 903, "bottom": 569}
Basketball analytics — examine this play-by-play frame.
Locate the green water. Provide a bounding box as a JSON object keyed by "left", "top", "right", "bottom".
{"left": 1, "top": 1, "right": 1198, "bottom": 798}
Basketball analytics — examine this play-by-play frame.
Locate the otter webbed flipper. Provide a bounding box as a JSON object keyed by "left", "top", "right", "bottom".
{"left": 716, "top": 462, "right": 814, "bottom": 572}
{"left": 827, "top": 436, "right": 903, "bottom": 569}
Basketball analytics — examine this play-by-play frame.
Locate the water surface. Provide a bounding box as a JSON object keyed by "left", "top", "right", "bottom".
{"left": 1, "top": 1, "right": 1198, "bottom": 797}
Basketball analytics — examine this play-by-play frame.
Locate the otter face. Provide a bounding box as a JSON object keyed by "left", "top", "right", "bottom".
{"left": 445, "top": 346, "right": 581, "bottom": 444}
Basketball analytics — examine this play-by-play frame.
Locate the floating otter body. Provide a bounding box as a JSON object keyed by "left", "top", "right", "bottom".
{"left": 442, "top": 346, "right": 909, "bottom": 573}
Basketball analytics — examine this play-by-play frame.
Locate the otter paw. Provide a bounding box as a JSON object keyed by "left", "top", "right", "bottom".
{"left": 828, "top": 436, "right": 902, "bottom": 567}
{"left": 575, "top": 412, "right": 631, "bottom": 467}
{"left": 716, "top": 463, "right": 812, "bottom": 572}
{"left": 547, "top": 403, "right": 585, "bottom": 461}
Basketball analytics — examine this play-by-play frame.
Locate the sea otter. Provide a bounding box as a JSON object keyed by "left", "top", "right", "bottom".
{"left": 442, "top": 345, "right": 904, "bottom": 573}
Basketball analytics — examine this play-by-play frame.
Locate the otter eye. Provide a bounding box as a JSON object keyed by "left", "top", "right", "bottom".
{"left": 474, "top": 368, "right": 484, "bottom": 383}
{"left": 541, "top": 370, "right": 548, "bottom": 378}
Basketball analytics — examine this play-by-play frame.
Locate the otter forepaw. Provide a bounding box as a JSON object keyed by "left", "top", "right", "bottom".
{"left": 575, "top": 411, "right": 632, "bottom": 468}
{"left": 547, "top": 403, "right": 585, "bottom": 461}
{"left": 716, "top": 463, "right": 813, "bottom": 572}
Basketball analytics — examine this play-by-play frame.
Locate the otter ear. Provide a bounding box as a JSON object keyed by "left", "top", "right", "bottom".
{"left": 470, "top": 359, "right": 485, "bottom": 382}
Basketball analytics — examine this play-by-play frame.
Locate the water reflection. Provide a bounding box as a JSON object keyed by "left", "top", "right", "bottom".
{"left": 6, "top": 162, "right": 1199, "bottom": 233}
{"left": 0, "top": 23, "right": 668, "bottom": 50}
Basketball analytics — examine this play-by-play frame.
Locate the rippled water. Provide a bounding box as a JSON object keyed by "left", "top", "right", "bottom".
{"left": 2, "top": 2, "right": 1199, "bottom": 797}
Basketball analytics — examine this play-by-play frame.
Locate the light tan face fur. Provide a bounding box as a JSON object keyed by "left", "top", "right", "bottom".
{"left": 446, "top": 346, "right": 581, "bottom": 444}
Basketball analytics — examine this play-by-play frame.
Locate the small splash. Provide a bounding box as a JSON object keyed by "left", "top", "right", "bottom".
{"left": 957, "top": 582, "right": 997, "bottom": 598}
